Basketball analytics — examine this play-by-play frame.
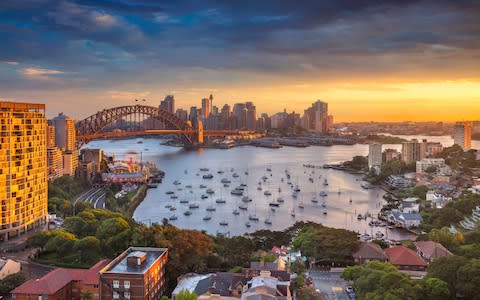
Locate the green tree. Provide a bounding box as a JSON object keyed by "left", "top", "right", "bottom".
{"left": 74, "top": 236, "right": 101, "bottom": 263}
{"left": 0, "top": 272, "right": 26, "bottom": 296}
{"left": 80, "top": 291, "right": 94, "bottom": 300}
{"left": 427, "top": 255, "right": 468, "bottom": 298}
{"left": 160, "top": 296, "right": 169, "bottom": 300}
{"left": 423, "top": 277, "right": 450, "bottom": 300}
{"left": 176, "top": 289, "right": 197, "bottom": 300}
{"left": 428, "top": 227, "right": 463, "bottom": 252}
{"left": 297, "top": 287, "right": 325, "bottom": 300}
{"left": 27, "top": 231, "right": 53, "bottom": 250}
{"left": 456, "top": 259, "right": 480, "bottom": 300}
{"left": 95, "top": 217, "right": 130, "bottom": 240}
{"left": 44, "top": 230, "right": 77, "bottom": 256}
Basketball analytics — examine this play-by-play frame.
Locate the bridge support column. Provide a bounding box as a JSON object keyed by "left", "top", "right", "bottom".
{"left": 196, "top": 120, "right": 204, "bottom": 144}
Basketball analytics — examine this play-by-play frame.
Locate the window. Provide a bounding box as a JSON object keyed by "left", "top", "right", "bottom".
{"left": 124, "top": 291, "right": 131, "bottom": 299}
{"left": 113, "top": 280, "right": 119, "bottom": 288}
{"left": 113, "top": 291, "right": 119, "bottom": 299}
{"left": 124, "top": 280, "right": 130, "bottom": 289}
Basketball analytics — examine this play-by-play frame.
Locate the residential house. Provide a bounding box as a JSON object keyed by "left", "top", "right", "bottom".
{"left": 352, "top": 242, "right": 388, "bottom": 264}
{"left": 384, "top": 246, "right": 427, "bottom": 271}
{"left": 414, "top": 241, "right": 453, "bottom": 263}
{"left": 241, "top": 271, "right": 292, "bottom": 300}
{"left": 387, "top": 211, "right": 423, "bottom": 228}
{"left": 12, "top": 259, "right": 110, "bottom": 300}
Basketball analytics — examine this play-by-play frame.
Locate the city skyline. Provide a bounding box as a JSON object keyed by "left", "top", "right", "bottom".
{"left": 1, "top": 1, "right": 480, "bottom": 121}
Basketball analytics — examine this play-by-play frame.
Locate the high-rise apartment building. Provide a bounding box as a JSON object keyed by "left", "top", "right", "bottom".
{"left": 201, "top": 95, "right": 213, "bottom": 119}
{"left": 245, "top": 102, "right": 256, "bottom": 130}
{"left": 47, "top": 147, "right": 63, "bottom": 180}
{"left": 368, "top": 143, "right": 382, "bottom": 169}
{"left": 99, "top": 247, "right": 168, "bottom": 300}
{"left": 0, "top": 101, "right": 48, "bottom": 240}
{"left": 401, "top": 139, "right": 425, "bottom": 164}
{"left": 302, "top": 100, "right": 329, "bottom": 133}
{"left": 51, "top": 113, "right": 76, "bottom": 151}
{"left": 160, "top": 95, "right": 175, "bottom": 114}
{"left": 232, "top": 103, "right": 247, "bottom": 129}
{"left": 454, "top": 122, "right": 472, "bottom": 150}
{"left": 46, "top": 124, "right": 56, "bottom": 148}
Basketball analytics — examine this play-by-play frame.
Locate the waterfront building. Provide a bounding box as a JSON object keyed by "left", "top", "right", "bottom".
{"left": 232, "top": 103, "right": 247, "bottom": 129}
{"left": 401, "top": 139, "right": 425, "bottom": 164}
{"left": 302, "top": 100, "right": 328, "bottom": 133}
{"left": 382, "top": 148, "right": 401, "bottom": 163}
{"left": 0, "top": 101, "right": 48, "bottom": 241}
{"left": 47, "top": 147, "right": 63, "bottom": 180}
{"left": 160, "top": 95, "right": 175, "bottom": 114}
{"left": 245, "top": 102, "right": 256, "bottom": 130}
{"left": 12, "top": 259, "right": 110, "bottom": 300}
{"left": 99, "top": 247, "right": 168, "bottom": 300}
{"left": 454, "top": 122, "right": 472, "bottom": 150}
{"left": 81, "top": 148, "right": 103, "bottom": 173}
{"left": 368, "top": 143, "right": 382, "bottom": 170}
{"left": 51, "top": 112, "right": 76, "bottom": 152}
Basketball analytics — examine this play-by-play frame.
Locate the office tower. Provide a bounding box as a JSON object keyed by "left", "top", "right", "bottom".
{"left": 327, "top": 115, "right": 334, "bottom": 132}
{"left": 211, "top": 105, "right": 219, "bottom": 116}
{"left": 0, "top": 101, "right": 48, "bottom": 240}
{"left": 175, "top": 108, "right": 188, "bottom": 121}
{"left": 47, "top": 147, "right": 63, "bottom": 180}
{"left": 232, "top": 103, "right": 247, "bottom": 129}
{"left": 302, "top": 100, "right": 328, "bottom": 133}
{"left": 454, "top": 122, "right": 472, "bottom": 150}
{"left": 201, "top": 97, "right": 211, "bottom": 118}
{"left": 160, "top": 95, "right": 175, "bottom": 114}
{"left": 51, "top": 113, "right": 76, "bottom": 151}
{"left": 189, "top": 106, "right": 198, "bottom": 128}
{"left": 99, "top": 247, "right": 168, "bottom": 300}
{"left": 368, "top": 143, "right": 383, "bottom": 169}
{"left": 245, "top": 102, "right": 256, "bottom": 130}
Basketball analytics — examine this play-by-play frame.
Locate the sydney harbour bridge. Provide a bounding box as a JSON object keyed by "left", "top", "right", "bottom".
{"left": 75, "top": 104, "right": 249, "bottom": 147}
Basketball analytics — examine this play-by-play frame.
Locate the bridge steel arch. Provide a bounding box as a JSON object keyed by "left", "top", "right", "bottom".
{"left": 75, "top": 105, "right": 196, "bottom": 145}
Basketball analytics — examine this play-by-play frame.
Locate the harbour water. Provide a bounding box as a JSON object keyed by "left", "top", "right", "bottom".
{"left": 82, "top": 135, "right": 475, "bottom": 239}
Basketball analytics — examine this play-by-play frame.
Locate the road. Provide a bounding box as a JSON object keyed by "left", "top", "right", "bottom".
{"left": 309, "top": 270, "right": 350, "bottom": 300}
{"left": 75, "top": 187, "right": 106, "bottom": 209}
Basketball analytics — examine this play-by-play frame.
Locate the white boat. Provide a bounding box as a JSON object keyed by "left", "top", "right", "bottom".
{"left": 242, "top": 196, "right": 250, "bottom": 203}
{"left": 166, "top": 191, "right": 174, "bottom": 195}
{"left": 249, "top": 214, "right": 259, "bottom": 221}
{"left": 292, "top": 192, "right": 298, "bottom": 199}
{"left": 294, "top": 186, "right": 300, "bottom": 192}
{"left": 264, "top": 191, "right": 272, "bottom": 196}
{"left": 232, "top": 173, "right": 239, "bottom": 178}
{"left": 169, "top": 214, "right": 177, "bottom": 220}
{"left": 199, "top": 184, "right": 207, "bottom": 188}
{"left": 201, "top": 194, "right": 208, "bottom": 199}
{"left": 221, "top": 178, "right": 231, "bottom": 183}
{"left": 319, "top": 191, "right": 327, "bottom": 197}
{"left": 233, "top": 209, "right": 240, "bottom": 215}
{"left": 200, "top": 168, "right": 209, "bottom": 171}
{"left": 169, "top": 207, "right": 176, "bottom": 211}
{"left": 171, "top": 195, "right": 178, "bottom": 199}
{"left": 219, "top": 220, "right": 228, "bottom": 226}
{"left": 322, "top": 208, "right": 328, "bottom": 215}
{"left": 321, "top": 202, "right": 326, "bottom": 208}
{"left": 239, "top": 204, "right": 248, "bottom": 210}
{"left": 185, "top": 185, "right": 192, "bottom": 188}
{"left": 231, "top": 189, "right": 243, "bottom": 196}
{"left": 257, "top": 186, "right": 262, "bottom": 191}
{"left": 203, "top": 174, "right": 214, "bottom": 179}
{"left": 206, "top": 188, "right": 215, "bottom": 194}
{"left": 291, "top": 209, "right": 296, "bottom": 217}
{"left": 203, "top": 215, "right": 212, "bottom": 221}
{"left": 277, "top": 197, "right": 284, "bottom": 203}
{"left": 217, "top": 170, "right": 224, "bottom": 174}
{"left": 165, "top": 204, "right": 172, "bottom": 208}
{"left": 375, "top": 231, "right": 384, "bottom": 238}
{"left": 216, "top": 198, "right": 226, "bottom": 204}
{"left": 311, "top": 197, "right": 318, "bottom": 203}
{"left": 173, "top": 180, "right": 181, "bottom": 185}
{"left": 323, "top": 179, "right": 329, "bottom": 186}
{"left": 245, "top": 222, "right": 251, "bottom": 228}
{"left": 206, "top": 206, "right": 216, "bottom": 212}
{"left": 298, "top": 204, "right": 305, "bottom": 209}
{"left": 264, "top": 218, "right": 272, "bottom": 225}
{"left": 184, "top": 210, "right": 192, "bottom": 216}
{"left": 189, "top": 203, "right": 199, "bottom": 209}
{"left": 179, "top": 199, "right": 189, "bottom": 204}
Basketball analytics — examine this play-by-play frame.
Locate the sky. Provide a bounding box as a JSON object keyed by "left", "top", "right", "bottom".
{"left": 0, "top": 0, "right": 479, "bottom": 122}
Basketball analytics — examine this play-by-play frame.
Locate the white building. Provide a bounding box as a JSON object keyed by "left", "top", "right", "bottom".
{"left": 368, "top": 143, "right": 382, "bottom": 170}
{"left": 0, "top": 258, "right": 21, "bottom": 280}
{"left": 416, "top": 158, "right": 450, "bottom": 175}
{"left": 426, "top": 191, "right": 452, "bottom": 208}
{"left": 241, "top": 271, "right": 292, "bottom": 300}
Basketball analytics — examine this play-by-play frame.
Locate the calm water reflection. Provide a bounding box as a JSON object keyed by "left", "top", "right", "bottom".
{"left": 82, "top": 136, "right": 464, "bottom": 239}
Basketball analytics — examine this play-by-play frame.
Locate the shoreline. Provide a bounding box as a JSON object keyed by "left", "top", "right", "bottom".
{"left": 125, "top": 184, "right": 148, "bottom": 218}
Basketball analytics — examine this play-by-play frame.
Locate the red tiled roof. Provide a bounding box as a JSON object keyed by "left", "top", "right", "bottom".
{"left": 385, "top": 246, "right": 427, "bottom": 267}
{"left": 414, "top": 241, "right": 453, "bottom": 260}
{"left": 12, "top": 259, "right": 110, "bottom": 295}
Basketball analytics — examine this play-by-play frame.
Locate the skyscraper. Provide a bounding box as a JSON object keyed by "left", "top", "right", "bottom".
{"left": 368, "top": 143, "right": 382, "bottom": 169}
{"left": 232, "top": 103, "right": 247, "bottom": 129}
{"left": 245, "top": 102, "right": 256, "bottom": 130}
{"left": 51, "top": 113, "right": 76, "bottom": 152}
{"left": 454, "top": 122, "right": 472, "bottom": 150}
{"left": 0, "top": 101, "right": 48, "bottom": 240}
{"left": 201, "top": 95, "right": 213, "bottom": 119}
{"left": 302, "top": 100, "right": 329, "bottom": 133}
{"left": 160, "top": 95, "right": 175, "bottom": 114}
{"left": 401, "top": 140, "right": 425, "bottom": 164}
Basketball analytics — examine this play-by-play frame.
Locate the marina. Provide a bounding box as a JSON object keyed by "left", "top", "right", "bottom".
{"left": 85, "top": 137, "right": 419, "bottom": 239}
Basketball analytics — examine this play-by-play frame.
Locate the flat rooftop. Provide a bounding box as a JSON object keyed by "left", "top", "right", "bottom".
{"left": 102, "top": 247, "right": 167, "bottom": 275}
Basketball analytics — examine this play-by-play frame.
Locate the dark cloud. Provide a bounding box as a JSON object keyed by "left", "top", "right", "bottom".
{"left": 0, "top": 0, "right": 479, "bottom": 90}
